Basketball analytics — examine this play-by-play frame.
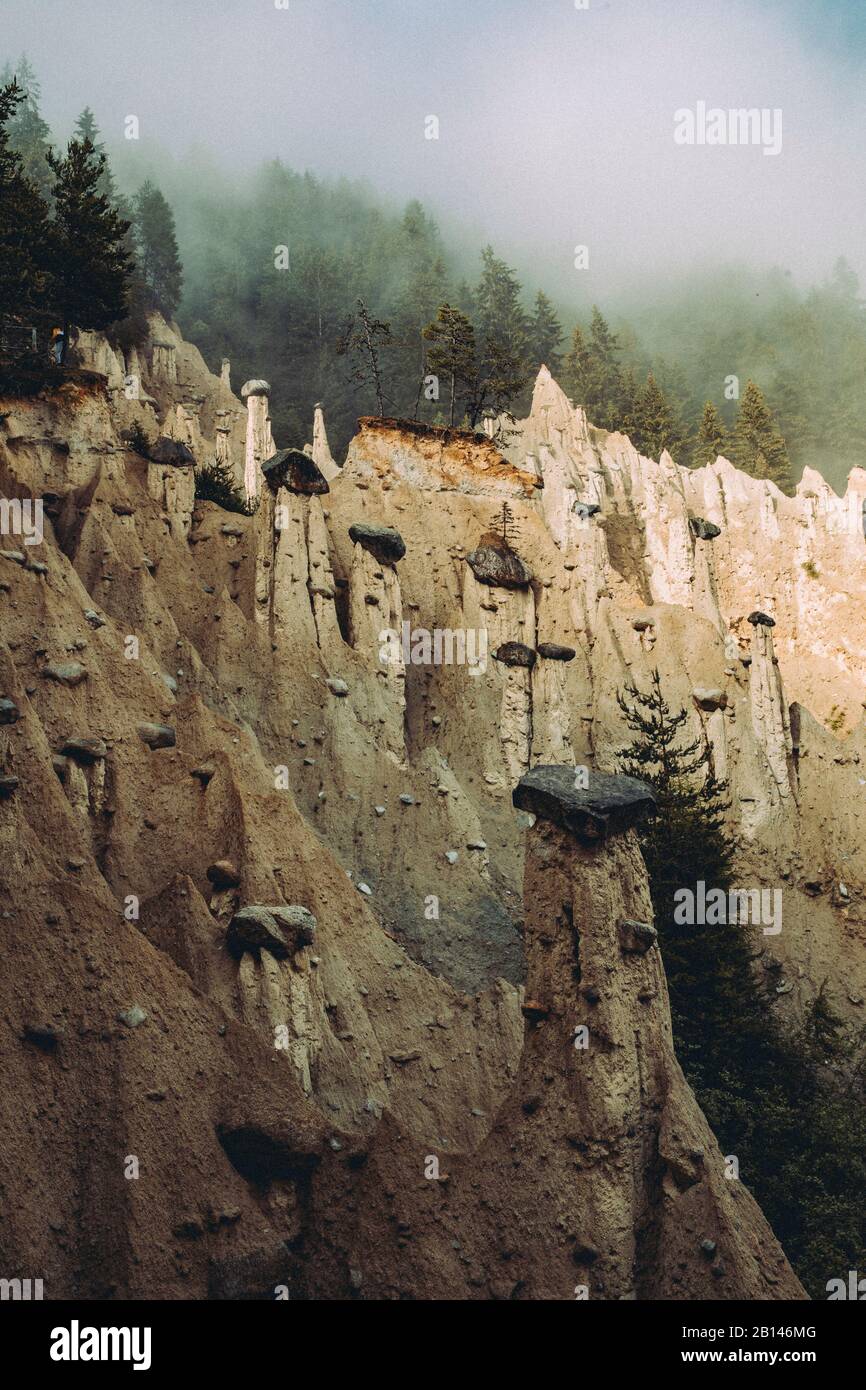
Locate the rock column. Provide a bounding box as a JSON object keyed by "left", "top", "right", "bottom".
{"left": 241, "top": 380, "right": 275, "bottom": 505}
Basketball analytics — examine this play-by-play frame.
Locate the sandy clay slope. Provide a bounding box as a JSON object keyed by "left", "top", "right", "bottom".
{"left": 4, "top": 317, "right": 861, "bottom": 1298}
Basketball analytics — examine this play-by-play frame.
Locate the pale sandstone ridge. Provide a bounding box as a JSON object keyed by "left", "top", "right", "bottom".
{"left": 1, "top": 318, "right": 859, "bottom": 1298}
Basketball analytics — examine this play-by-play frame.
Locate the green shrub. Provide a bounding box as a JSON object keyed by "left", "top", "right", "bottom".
{"left": 194, "top": 458, "right": 255, "bottom": 515}
{"left": 120, "top": 421, "right": 152, "bottom": 458}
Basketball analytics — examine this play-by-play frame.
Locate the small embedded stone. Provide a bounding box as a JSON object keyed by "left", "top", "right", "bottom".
{"left": 692, "top": 687, "right": 727, "bottom": 713}
{"left": 117, "top": 1006, "right": 148, "bottom": 1029}
{"left": 689, "top": 515, "right": 721, "bottom": 541}
{"left": 137, "top": 723, "right": 176, "bottom": 750}
{"left": 618, "top": 918, "right": 658, "bottom": 954}
{"left": 207, "top": 860, "right": 241, "bottom": 890}
{"left": 42, "top": 661, "right": 87, "bottom": 687}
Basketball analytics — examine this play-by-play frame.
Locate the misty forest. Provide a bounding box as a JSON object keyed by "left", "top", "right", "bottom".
{"left": 3, "top": 54, "right": 866, "bottom": 491}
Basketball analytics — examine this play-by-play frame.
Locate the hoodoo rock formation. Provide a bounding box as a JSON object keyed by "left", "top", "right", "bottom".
{"left": 0, "top": 317, "right": 862, "bottom": 1299}
{"left": 299, "top": 771, "right": 804, "bottom": 1299}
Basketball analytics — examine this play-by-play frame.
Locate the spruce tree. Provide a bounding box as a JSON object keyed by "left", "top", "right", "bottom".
{"left": 733, "top": 380, "right": 792, "bottom": 491}
{"left": 527, "top": 290, "right": 564, "bottom": 375}
{"left": 615, "top": 671, "right": 768, "bottom": 1086}
{"left": 587, "top": 305, "right": 624, "bottom": 429}
{"left": 475, "top": 246, "right": 529, "bottom": 362}
{"left": 616, "top": 669, "right": 866, "bottom": 1296}
{"left": 473, "top": 246, "right": 529, "bottom": 415}
{"left": 46, "top": 137, "right": 132, "bottom": 359}
{"left": 134, "top": 181, "right": 183, "bottom": 318}
{"left": 73, "top": 107, "right": 122, "bottom": 207}
{"left": 0, "top": 81, "right": 52, "bottom": 328}
{"left": 422, "top": 303, "right": 476, "bottom": 426}
{"left": 561, "top": 323, "right": 594, "bottom": 405}
{"left": 0, "top": 56, "right": 52, "bottom": 199}
{"left": 629, "top": 371, "right": 684, "bottom": 460}
{"left": 693, "top": 400, "right": 728, "bottom": 466}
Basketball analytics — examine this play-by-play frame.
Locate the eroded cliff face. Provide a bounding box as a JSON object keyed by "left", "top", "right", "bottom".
{"left": 300, "top": 773, "right": 803, "bottom": 1300}
{"left": 0, "top": 317, "right": 858, "bottom": 1299}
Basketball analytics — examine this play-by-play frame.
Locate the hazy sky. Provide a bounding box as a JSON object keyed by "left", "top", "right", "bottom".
{"left": 3, "top": 0, "right": 865, "bottom": 299}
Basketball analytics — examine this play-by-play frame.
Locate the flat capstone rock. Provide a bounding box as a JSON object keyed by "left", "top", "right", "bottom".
{"left": 512, "top": 766, "right": 656, "bottom": 843}
{"left": 348, "top": 523, "right": 406, "bottom": 565}
{"left": 536, "top": 643, "right": 576, "bottom": 662}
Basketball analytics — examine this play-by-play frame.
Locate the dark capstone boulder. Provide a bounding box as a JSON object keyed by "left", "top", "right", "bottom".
{"left": 748, "top": 610, "right": 776, "bottom": 627}
{"left": 466, "top": 532, "right": 531, "bottom": 589}
{"left": 513, "top": 766, "right": 656, "bottom": 844}
{"left": 493, "top": 642, "right": 537, "bottom": 669}
{"left": 62, "top": 736, "right": 107, "bottom": 763}
{"left": 689, "top": 515, "right": 721, "bottom": 541}
{"left": 150, "top": 436, "right": 195, "bottom": 467}
{"left": 0, "top": 697, "right": 20, "bottom": 725}
{"left": 348, "top": 523, "right": 406, "bottom": 565}
{"left": 226, "top": 904, "right": 317, "bottom": 961}
{"left": 536, "top": 642, "right": 576, "bottom": 662}
{"left": 573, "top": 500, "right": 602, "bottom": 519}
{"left": 137, "top": 722, "right": 176, "bottom": 750}
{"left": 618, "top": 918, "right": 659, "bottom": 954}
{"left": 262, "top": 449, "right": 329, "bottom": 496}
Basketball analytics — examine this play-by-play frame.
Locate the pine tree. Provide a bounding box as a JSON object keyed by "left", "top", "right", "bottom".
{"left": 497, "top": 501, "right": 518, "bottom": 548}
{"left": 134, "top": 181, "right": 183, "bottom": 318}
{"left": 0, "top": 55, "right": 52, "bottom": 199}
{"left": 46, "top": 137, "right": 132, "bottom": 359}
{"left": 336, "top": 299, "right": 395, "bottom": 415}
{"left": 615, "top": 671, "right": 767, "bottom": 1085}
{"left": 693, "top": 400, "right": 727, "bottom": 466}
{"left": 0, "top": 81, "right": 52, "bottom": 328}
{"left": 629, "top": 371, "right": 684, "bottom": 460}
{"left": 73, "top": 108, "right": 121, "bottom": 206}
{"left": 733, "top": 379, "right": 792, "bottom": 491}
{"left": 422, "top": 303, "right": 476, "bottom": 426}
{"left": 527, "top": 290, "right": 564, "bottom": 375}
